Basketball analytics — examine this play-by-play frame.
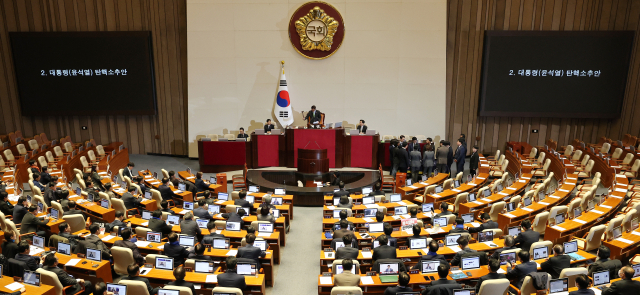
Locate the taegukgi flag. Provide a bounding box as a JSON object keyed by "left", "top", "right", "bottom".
{"left": 274, "top": 61, "right": 293, "bottom": 127}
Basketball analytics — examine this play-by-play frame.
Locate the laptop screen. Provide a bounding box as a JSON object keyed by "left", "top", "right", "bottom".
{"left": 178, "top": 183, "right": 186, "bottom": 191}
{"left": 574, "top": 207, "right": 582, "bottom": 218}
{"left": 271, "top": 197, "right": 283, "bottom": 205}
{"left": 461, "top": 256, "right": 481, "bottom": 270}
{"left": 333, "top": 197, "right": 341, "bottom": 206}
{"left": 461, "top": 213, "right": 474, "bottom": 224}
{"left": 409, "top": 237, "right": 427, "bottom": 249}
{"left": 335, "top": 241, "right": 345, "bottom": 249}
{"left": 158, "top": 289, "right": 180, "bottom": 295}
{"left": 369, "top": 222, "right": 384, "bottom": 233}
{"left": 549, "top": 278, "right": 568, "bottom": 294}
{"left": 454, "top": 180, "right": 460, "bottom": 188}
{"left": 183, "top": 202, "right": 194, "bottom": 210}
{"left": 533, "top": 246, "right": 549, "bottom": 260}
{"left": 453, "top": 290, "right": 474, "bottom": 295}
{"left": 226, "top": 221, "right": 241, "bottom": 231}
{"left": 435, "top": 186, "right": 443, "bottom": 193}
{"left": 394, "top": 206, "right": 407, "bottom": 215}
{"left": 380, "top": 263, "right": 399, "bottom": 275}
{"left": 249, "top": 185, "right": 259, "bottom": 193}
{"left": 141, "top": 211, "right": 152, "bottom": 220}
{"left": 483, "top": 189, "right": 491, "bottom": 197}
{"left": 555, "top": 214, "right": 565, "bottom": 224}
{"left": 632, "top": 218, "right": 639, "bottom": 230}
{"left": 196, "top": 219, "right": 209, "bottom": 228}
{"left": 467, "top": 193, "right": 476, "bottom": 202}
{"left": 508, "top": 226, "right": 521, "bottom": 237}
{"left": 166, "top": 215, "right": 180, "bottom": 225}
{"left": 506, "top": 202, "right": 516, "bottom": 212}
{"left": 478, "top": 231, "right": 493, "bottom": 242}
{"left": 146, "top": 232, "right": 161, "bottom": 243}
{"left": 523, "top": 197, "right": 532, "bottom": 207}
{"left": 564, "top": 241, "right": 578, "bottom": 254}
{"left": 274, "top": 188, "right": 285, "bottom": 195}
{"left": 422, "top": 203, "right": 434, "bottom": 213}
{"left": 421, "top": 260, "right": 440, "bottom": 273}
{"left": 445, "top": 234, "right": 460, "bottom": 246}
{"left": 362, "top": 196, "right": 375, "bottom": 205}
{"left": 258, "top": 223, "right": 274, "bottom": 233}
{"left": 57, "top": 242, "right": 71, "bottom": 255}
{"left": 237, "top": 263, "right": 257, "bottom": 275}
{"left": 335, "top": 264, "right": 356, "bottom": 274}
{"left": 156, "top": 257, "right": 174, "bottom": 270}
{"left": 213, "top": 238, "right": 230, "bottom": 249}
{"left": 32, "top": 235, "right": 44, "bottom": 248}
{"left": 593, "top": 270, "right": 610, "bottom": 286}
{"left": 208, "top": 205, "right": 220, "bottom": 215}
{"left": 499, "top": 252, "right": 516, "bottom": 265}
{"left": 23, "top": 270, "right": 40, "bottom": 287}
{"left": 433, "top": 217, "right": 447, "bottom": 227}
{"left": 389, "top": 194, "right": 402, "bottom": 202}
{"left": 87, "top": 248, "right": 101, "bottom": 262}
{"left": 50, "top": 208, "right": 59, "bottom": 219}
{"left": 362, "top": 187, "right": 373, "bottom": 195}
{"left": 632, "top": 264, "right": 640, "bottom": 278}
{"left": 179, "top": 235, "right": 195, "bottom": 247}
{"left": 333, "top": 210, "right": 342, "bottom": 219}
{"left": 612, "top": 226, "right": 622, "bottom": 239}
{"left": 194, "top": 260, "right": 215, "bottom": 273}
{"left": 144, "top": 191, "right": 152, "bottom": 199}
{"left": 364, "top": 208, "right": 378, "bottom": 217}
{"left": 272, "top": 209, "right": 280, "bottom": 218}
{"left": 100, "top": 199, "right": 109, "bottom": 209}
{"left": 218, "top": 192, "right": 229, "bottom": 201}
{"left": 254, "top": 240, "right": 267, "bottom": 251}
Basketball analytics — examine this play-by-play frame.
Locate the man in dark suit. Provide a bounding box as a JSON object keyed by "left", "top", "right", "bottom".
{"left": 168, "top": 171, "right": 182, "bottom": 188}
{"left": 372, "top": 235, "right": 397, "bottom": 262}
{"left": 396, "top": 143, "right": 410, "bottom": 173}
{"left": 123, "top": 162, "right": 135, "bottom": 180}
{"left": 218, "top": 257, "right": 247, "bottom": 290}
{"left": 188, "top": 244, "right": 213, "bottom": 261}
{"left": 540, "top": 244, "right": 571, "bottom": 278}
{"left": 383, "top": 272, "right": 413, "bottom": 295}
{"left": 221, "top": 208, "right": 246, "bottom": 229}
{"left": 58, "top": 222, "right": 80, "bottom": 252}
{"left": 570, "top": 274, "right": 595, "bottom": 295}
{"left": 193, "top": 199, "right": 213, "bottom": 220}
{"left": 58, "top": 189, "right": 70, "bottom": 211}
{"left": 122, "top": 264, "right": 157, "bottom": 295}
{"left": 166, "top": 266, "right": 196, "bottom": 295}
{"left": 43, "top": 182, "right": 57, "bottom": 207}
{"left": 122, "top": 186, "right": 142, "bottom": 212}
{"left": 32, "top": 173, "right": 45, "bottom": 192}
{"left": 369, "top": 182, "right": 384, "bottom": 197}
{"left": 491, "top": 236, "right": 517, "bottom": 260}
{"left": 390, "top": 139, "right": 399, "bottom": 178}
{"left": 264, "top": 119, "right": 275, "bottom": 134}
{"left": 454, "top": 139, "right": 467, "bottom": 176}
{"left": 469, "top": 145, "right": 480, "bottom": 176}
{"left": 468, "top": 213, "right": 499, "bottom": 233}
{"left": 602, "top": 266, "right": 640, "bottom": 295}
{"left": 148, "top": 210, "right": 173, "bottom": 235}
{"left": 63, "top": 201, "right": 85, "bottom": 218}
{"left": 0, "top": 192, "right": 14, "bottom": 217}
{"left": 304, "top": 105, "right": 322, "bottom": 126}
{"left": 84, "top": 224, "right": 111, "bottom": 259}
{"left": 336, "top": 235, "right": 359, "bottom": 259}
{"left": 434, "top": 202, "right": 453, "bottom": 218}
{"left": 133, "top": 176, "right": 148, "bottom": 194}
{"left": 506, "top": 250, "right": 538, "bottom": 290}
{"left": 180, "top": 211, "right": 201, "bottom": 237}
{"left": 436, "top": 141, "right": 449, "bottom": 174}
{"left": 332, "top": 220, "right": 354, "bottom": 240}
{"left": 160, "top": 200, "right": 173, "bottom": 213}
{"left": 333, "top": 210, "right": 355, "bottom": 232}
{"left": 40, "top": 166, "right": 52, "bottom": 185}
{"left": 237, "top": 127, "right": 249, "bottom": 139}
{"left": 430, "top": 264, "right": 457, "bottom": 285}
{"left": 476, "top": 258, "right": 507, "bottom": 293}
{"left": 237, "top": 234, "right": 267, "bottom": 269}
{"left": 588, "top": 245, "right": 623, "bottom": 277}
{"left": 357, "top": 120, "right": 367, "bottom": 134}
{"left": 113, "top": 228, "right": 144, "bottom": 264}
{"left": 42, "top": 253, "right": 93, "bottom": 295}
{"left": 413, "top": 240, "right": 449, "bottom": 270}
{"left": 158, "top": 178, "right": 174, "bottom": 202}
{"left": 234, "top": 190, "right": 251, "bottom": 207}
{"left": 20, "top": 205, "right": 49, "bottom": 237}
{"left": 106, "top": 211, "right": 130, "bottom": 233}
{"left": 446, "top": 141, "right": 454, "bottom": 174}
{"left": 450, "top": 217, "right": 469, "bottom": 234}
{"left": 334, "top": 182, "right": 349, "bottom": 198}
{"left": 202, "top": 221, "right": 226, "bottom": 245}
{"left": 408, "top": 137, "right": 421, "bottom": 155}
{"left": 194, "top": 172, "right": 210, "bottom": 193}
{"left": 451, "top": 235, "right": 478, "bottom": 266}
{"left": 12, "top": 196, "right": 29, "bottom": 224}
{"left": 163, "top": 233, "right": 190, "bottom": 266}
{"left": 15, "top": 241, "right": 44, "bottom": 270}
{"left": 514, "top": 219, "right": 540, "bottom": 253}
{"left": 382, "top": 223, "right": 398, "bottom": 248}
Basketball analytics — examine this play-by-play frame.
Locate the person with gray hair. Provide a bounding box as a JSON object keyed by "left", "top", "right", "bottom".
{"left": 179, "top": 211, "right": 201, "bottom": 237}
{"left": 259, "top": 194, "right": 276, "bottom": 210}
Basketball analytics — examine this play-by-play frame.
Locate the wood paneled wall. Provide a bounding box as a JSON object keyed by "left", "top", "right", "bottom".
{"left": 0, "top": 0, "right": 188, "bottom": 155}
{"left": 446, "top": 0, "right": 640, "bottom": 154}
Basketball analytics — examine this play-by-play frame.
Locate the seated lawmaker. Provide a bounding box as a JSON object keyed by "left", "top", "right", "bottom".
{"left": 163, "top": 233, "right": 190, "bottom": 266}
{"left": 570, "top": 274, "right": 594, "bottom": 295}
{"left": 194, "top": 172, "right": 209, "bottom": 192}
{"left": 430, "top": 264, "right": 456, "bottom": 285}
{"left": 336, "top": 195, "right": 352, "bottom": 209}
{"left": 166, "top": 266, "right": 196, "bottom": 295}
{"left": 304, "top": 105, "right": 322, "bottom": 125}
{"left": 237, "top": 127, "right": 249, "bottom": 139}
{"left": 382, "top": 223, "right": 398, "bottom": 248}
{"left": 540, "top": 244, "right": 571, "bottom": 279}
{"left": 476, "top": 259, "right": 507, "bottom": 293}
{"left": 450, "top": 235, "right": 477, "bottom": 266}
{"left": 332, "top": 220, "right": 354, "bottom": 240}
{"left": 333, "top": 210, "right": 354, "bottom": 231}
{"left": 413, "top": 240, "right": 449, "bottom": 270}
{"left": 372, "top": 235, "right": 397, "bottom": 262}
{"left": 234, "top": 190, "right": 251, "bottom": 207}
{"left": 491, "top": 235, "right": 517, "bottom": 259}
{"left": 264, "top": 119, "right": 275, "bottom": 134}
{"left": 122, "top": 264, "right": 158, "bottom": 295}
{"left": 588, "top": 245, "right": 622, "bottom": 277}
{"left": 434, "top": 202, "right": 453, "bottom": 218}
{"left": 506, "top": 250, "right": 537, "bottom": 290}
{"left": 217, "top": 257, "right": 247, "bottom": 290}
{"left": 449, "top": 217, "right": 468, "bottom": 234}
{"left": 357, "top": 119, "right": 367, "bottom": 134}
{"left": 383, "top": 272, "right": 412, "bottom": 295}
{"left": 602, "top": 266, "right": 640, "bottom": 295}
{"left": 468, "top": 213, "right": 499, "bottom": 233}
{"left": 334, "top": 258, "right": 359, "bottom": 286}
{"left": 188, "top": 244, "right": 213, "bottom": 261}
{"left": 369, "top": 182, "right": 384, "bottom": 196}
{"left": 514, "top": 219, "right": 540, "bottom": 254}
{"left": 336, "top": 235, "right": 358, "bottom": 260}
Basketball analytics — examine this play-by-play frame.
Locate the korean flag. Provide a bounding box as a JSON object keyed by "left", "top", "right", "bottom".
{"left": 274, "top": 63, "right": 294, "bottom": 127}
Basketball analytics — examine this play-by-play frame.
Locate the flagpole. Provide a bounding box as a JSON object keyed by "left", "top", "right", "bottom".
{"left": 281, "top": 60, "right": 285, "bottom": 74}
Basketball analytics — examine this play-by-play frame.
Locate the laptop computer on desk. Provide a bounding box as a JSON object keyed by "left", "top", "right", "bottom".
{"left": 378, "top": 262, "right": 399, "bottom": 283}
{"left": 592, "top": 270, "right": 610, "bottom": 290}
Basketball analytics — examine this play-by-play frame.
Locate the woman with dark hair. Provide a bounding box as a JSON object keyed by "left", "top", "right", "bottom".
{"left": 257, "top": 206, "right": 276, "bottom": 223}
{"left": 90, "top": 165, "right": 105, "bottom": 191}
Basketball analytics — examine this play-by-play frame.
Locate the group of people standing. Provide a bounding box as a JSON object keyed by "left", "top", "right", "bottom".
{"left": 390, "top": 134, "right": 479, "bottom": 183}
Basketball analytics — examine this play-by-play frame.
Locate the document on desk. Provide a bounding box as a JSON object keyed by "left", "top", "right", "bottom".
{"left": 615, "top": 237, "right": 634, "bottom": 244}
{"left": 173, "top": 190, "right": 183, "bottom": 194}
{"left": 481, "top": 198, "right": 492, "bottom": 202}
{"left": 632, "top": 231, "right": 640, "bottom": 236}
{"left": 397, "top": 201, "right": 407, "bottom": 206}
{"left": 363, "top": 218, "right": 374, "bottom": 223}
{"left": 135, "top": 241, "right": 151, "bottom": 247}
{"left": 227, "top": 250, "right": 238, "bottom": 256}
{"left": 361, "top": 252, "right": 373, "bottom": 259}
{"left": 364, "top": 204, "right": 377, "bottom": 208}
{"left": 574, "top": 219, "right": 587, "bottom": 224}
{"left": 559, "top": 189, "right": 570, "bottom": 192}
{"left": 539, "top": 202, "right": 550, "bottom": 206}
{"left": 29, "top": 246, "right": 44, "bottom": 255}
{"left": 141, "top": 222, "right": 149, "bottom": 227}
{"left": 452, "top": 189, "right": 461, "bottom": 193}
{"left": 139, "top": 267, "right": 152, "bottom": 275}
{"left": 497, "top": 268, "right": 506, "bottom": 274}
{"left": 470, "top": 222, "right": 481, "bottom": 227}
{"left": 551, "top": 226, "right": 566, "bottom": 231}
{"left": 319, "top": 276, "right": 333, "bottom": 285}
{"left": 498, "top": 192, "right": 509, "bottom": 196}
{"left": 66, "top": 258, "right": 82, "bottom": 266}
{"left": 326, "top": 206, "right": 335, "bottom": 210}
{"left": 600, "top": 205, "right": 612, "bottom": 209}
{"left": 360, "top": 276, "right": 374, "bottom": 285}
{"left": 549, "top": 195, "right": 560, "bottom": 199}
{"left": 258, "top": 233, "right": 271, "bottom": 237}
{"left": 427, "top": 228, "right": 445, "bottom": 234}
{"left": 503, "top": 213, "right": 516, "bottom": 218}
{"left": 408, "top": 186, "right": 418, "bottom": 189}
{"left": 179, "top": 210, "right": 189, "bottom": 214}
{"left": 518, "top": 179, "right": 527, "bottom": 183}
{"left": 5, "top": 282, "right": 24, "bottom": 291}
{"left": 206, "top": 275, "right": 218, "bottom": 283}
{"left": 521, "top": 207, "right": 533, "bottom": 212}
{"left": 448, "top": 246, "right": 462, "bottom": 253}
{"left": 591, "top": 210, "right": 603, "bottom": 214}
{"left": 101, "top": 235, "right": 117, "bottom": 241}
{"left": 590, "top": 288, "right": 602, "bottom": 295}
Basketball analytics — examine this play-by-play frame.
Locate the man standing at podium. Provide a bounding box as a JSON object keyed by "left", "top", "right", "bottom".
{"left": 304, "top": 105, "right": 322, "bottom": 126}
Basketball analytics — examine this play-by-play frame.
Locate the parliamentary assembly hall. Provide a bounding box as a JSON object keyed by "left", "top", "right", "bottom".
{"left": 1, "top": 0, "right": 640, "bottom": 295}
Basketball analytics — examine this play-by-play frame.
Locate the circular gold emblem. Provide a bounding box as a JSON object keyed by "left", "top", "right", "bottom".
{"left": 289, "top": 2, "right": 345, "bottom": 60}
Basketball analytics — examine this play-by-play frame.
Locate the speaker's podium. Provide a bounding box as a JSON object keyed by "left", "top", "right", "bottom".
{"left": 297, "top": 149, "right": 329, "bottom": 174}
